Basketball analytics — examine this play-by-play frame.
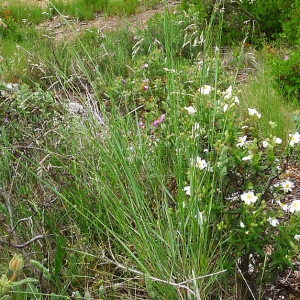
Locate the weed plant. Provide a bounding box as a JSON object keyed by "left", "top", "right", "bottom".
{"left": 0, "top": 1, "right": 300, "bottom": 300}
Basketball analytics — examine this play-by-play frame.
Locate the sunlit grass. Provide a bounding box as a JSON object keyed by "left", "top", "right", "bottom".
{"left": 240, "top": 66, "right": 296, "bottom": 141}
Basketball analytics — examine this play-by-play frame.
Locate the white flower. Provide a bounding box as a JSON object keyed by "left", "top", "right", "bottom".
{"left": 191, "top": 156, "right": 207, "bottom": 170}
{"left": 241, "top": 191, "right": 258, "bottom": 205}
{"left": 294, "top": 235, "right": 300, "bottom": 241}
{"left": 274, "top": 137, "right": 282, "bottom": 144}
{"left": 242, "top": 154, "right": 253, "bottom": 161}
{"left": 183, "top": 186, "right": 191, "bottom": 196}
{"left": 277, "top": 201, "right": 288, "bottom": 211}
{"left": 234, "top": 96, "right": 240, "bottom": 104}
{"left": 199, "top": 85, "right": 212, "bottom": 95}
{"left": 289, "top": 131, "right": 300, "bottom": 147}
{"left": 223, "top": 104, "right": 229, "bottom": 112}
{"left": 224, "top": 85, "right": 233, "bottom": 99}
{"left": 262, "top": 141, "right": 269, "bottom": 148}
{"left": 289, "top": 200, "right": 300, "bottom": 213}
{"left": 240, "top": 221, "right": 245, "bottom": 228}
{"left": 267, "top": 217, "right": 279, "bottom": 227}
{"left": 248, "top": 108, "right": 261, "bottom": 118}
{"left": 280, "top": 180, "right": 294, "bottom": 193}
{"left": 184, "top": 106, "right": 197, "bottom": 115}
{"left": 236, "top": 135, "right": 247, "bottom": 148}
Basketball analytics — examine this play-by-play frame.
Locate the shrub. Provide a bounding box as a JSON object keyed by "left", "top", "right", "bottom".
{"left": 268, "top": 48, "right": 300, "bottom": 102}
{"left": 181, "top": 0, "right": 300, "bottom": 46}
{"left": 278, "top": 0, "right": 300, "bottom": 45}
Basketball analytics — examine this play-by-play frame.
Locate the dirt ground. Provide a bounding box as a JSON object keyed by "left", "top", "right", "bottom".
{"left": 1, "top": 0, "right": 177, "bottom": 42}
{"left": 36, "top": 3, "right": 174, "bottom": 42}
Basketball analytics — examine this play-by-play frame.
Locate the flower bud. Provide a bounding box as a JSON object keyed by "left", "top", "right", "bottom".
{"left": 9, "top": 254, "right": 24, "bottom": 274}
{"left": 0, "top": 274, "right": 10, "bottom": 294}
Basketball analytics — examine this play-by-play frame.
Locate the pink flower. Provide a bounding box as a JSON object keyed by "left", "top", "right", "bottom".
{"left": 139, "top": 121, "right": 145, "bottom": 128}
{"left": 284, "top": 55, "right": 289, "bottom": 60}
{"left": 153, "top": 114, "right": 165, "bottom": 127}
{"left": 141, "top": 63, "right": 149, "bottom": 69}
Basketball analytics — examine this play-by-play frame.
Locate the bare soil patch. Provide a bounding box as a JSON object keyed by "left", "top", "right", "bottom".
{"left": 35, "top": 1, "right": 176, "bottom": 42}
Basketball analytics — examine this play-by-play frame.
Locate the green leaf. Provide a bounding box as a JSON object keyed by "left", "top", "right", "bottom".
{"left": 54, "top": 235, "right": 66, "bottom": 276}
{"left": 30, "top": 260, "right": 52, "bottom": 281}
{"left": 9, "top": 278, "right": 38, "bottom": 287}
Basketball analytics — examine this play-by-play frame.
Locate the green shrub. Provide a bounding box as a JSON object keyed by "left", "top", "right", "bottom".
{"left": 268, "top": 48, "right": 300, "bottom": 102}
{"left": 278, "top": 0, "right": 300, "bottom": 45}
{"left": 181, "top": 0, "right": 300, "bottom": 46}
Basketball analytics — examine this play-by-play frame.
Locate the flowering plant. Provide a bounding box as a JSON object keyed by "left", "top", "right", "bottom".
{"left": 0, "top": 254, "right": 37, "bottom": 296}
{"left": 179, "top": 82, "right": 300, "bottom": 284}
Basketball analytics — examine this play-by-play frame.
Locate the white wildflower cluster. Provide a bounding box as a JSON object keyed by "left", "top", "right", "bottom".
{"left": 221, "top": 85, "right": 240, "bottom": 113}
{"left": 262, "top": 137, "right": 282, "bottom": 148}
{"left": 277, "top": 199, "right": 300, "bottom": 214}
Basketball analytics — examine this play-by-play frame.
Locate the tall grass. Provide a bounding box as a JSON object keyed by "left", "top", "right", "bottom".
{"left": 240, "top": 64, "right": 296, "bottom": 141}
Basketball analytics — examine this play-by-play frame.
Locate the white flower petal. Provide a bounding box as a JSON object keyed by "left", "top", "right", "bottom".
{"left": 294, "top": 235, "right": 300, "bottom": 241}
{"left": 248, "top": 108, "right": 261, "bottom": 118}
{"left": 184, "top": 106, "right": 197, "bottom": 115}
{"left": 199, "top": 85, "right": 212, "bottom": 95}
{"left": 234, "top": 96, "right": 240, "bottom": 104}
{"left": 289, "top": 132, "right": 300, "bottom": 147}
{"left": 277, "top": 201, "right": 288, "bottom": 211}
{"left": 183, "top": 186, "right": 191, "bottom": 196}
{"left": 289, "top": 200, "right": 300, "bottom": 213}
{"left": 191, "top": 156, "right": 208, "bottom": 170}
{"left": 280, "top": 180, "right": 294, "bottom": 193}
{"left": 241, "top": 191, "right": 258, "bottom": 205}
{"left": 224, "top": 85, "right": 232, "bottom": 99}
{"left": 242, "top": 155, "right": 253, "bottom": 161}
{"left": 267, "top": 217, "right": 279, "bottom": 227}
{"left": 236, "top": 135, "right": 247, "bottom": 148}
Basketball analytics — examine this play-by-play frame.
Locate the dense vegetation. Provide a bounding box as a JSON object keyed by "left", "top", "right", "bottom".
{"left": 0, "top": 0, "right": 300, "bottom": 299}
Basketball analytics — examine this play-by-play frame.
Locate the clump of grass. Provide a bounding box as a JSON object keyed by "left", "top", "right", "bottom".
{"left": 239, "top": 65, "right": 296, "bottom": 141}
{"left": 106, "top": 0, "right": 139, "bottom": 16}
{"left": 50, "top": 0, "right": 139, "bottom": 20}
{"left": 0, "top": 4, "right": 47, "bottom": 25}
